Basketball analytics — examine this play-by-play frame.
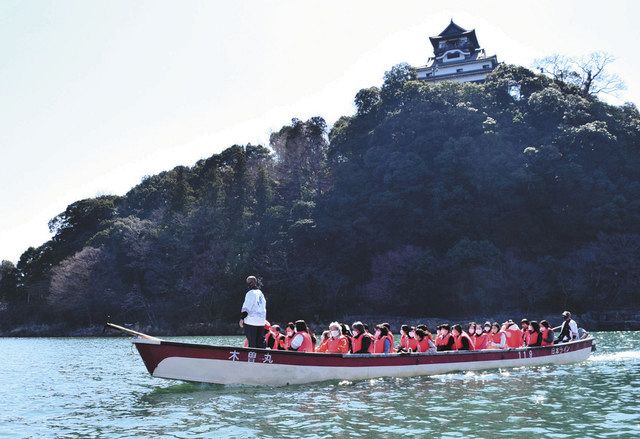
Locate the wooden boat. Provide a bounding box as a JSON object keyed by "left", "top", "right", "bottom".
{"left": 108, "top": 323, "right": 595, "bottom": 386}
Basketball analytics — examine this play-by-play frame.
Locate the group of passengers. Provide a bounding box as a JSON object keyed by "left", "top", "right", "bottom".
{"left": 256, "top": 311, "right": 581, "bottom": 354}
{"left": 240, "top": 275, "right": 582, "bottom": 353}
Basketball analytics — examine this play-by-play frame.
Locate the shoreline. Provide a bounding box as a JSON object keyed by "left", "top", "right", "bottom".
{"left": 2, "top": 310, "right": 640, "bottom": 337}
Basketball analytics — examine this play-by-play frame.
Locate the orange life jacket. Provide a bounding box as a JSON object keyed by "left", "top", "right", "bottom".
{"left": 407, "top": 337, "right": 418, "bottom": 351}
{"left": 326, "top": 335, "right": 349, "bottom": 353}
{"left": 541, "top": 328, "right": 553, "bottom": 346}
{"left": 385, "top": 334, "right": 396, "bottom": 353}
{"left": 316, "top": 339, "right": 329, "bottom": 352}
{"left": 351, "top": 334, "right": 361, "bottom": 353}
{"left": 351, "top": 333, "right": 373, "bottom": 353}
{"left": 522, "top": 330, "right": 530, "bottom": 346}
{"left": 365, "top": 332, "right": 376, "bottom": 353}
{"left": 454, "top": 332, "right": 475, "bottom": 351}
{"left": 265, "top": 331, "right": 283, "bottom": 350}
{"left": 295, "top": 332, "right": 314, "bottom": 353}
{"left": 474, "top": 333, "right": 489, "bottom": 350}
{"left": 437, "top": 333, "right": 453, "bottom": 350}
{"left": 416, "top": 335, "right": 433, "bottom": 352}
{"left": 491, "top": 331, "right": 506, "bottom": 347}
{"left": 373, "top": 336, "right": 391, "bottom": 353}
{"left": 528, "top": 331, "right": 540, "bottom": 346}
{"left": 505, "top": 326, "right": 523, "bottom": 348}
{"left": 400, "top": 334, "right": 409, "bottom": 349}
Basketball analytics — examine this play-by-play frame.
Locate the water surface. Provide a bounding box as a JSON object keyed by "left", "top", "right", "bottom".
{"left": 1, "top": 332, "right": 639, "bottom": 438}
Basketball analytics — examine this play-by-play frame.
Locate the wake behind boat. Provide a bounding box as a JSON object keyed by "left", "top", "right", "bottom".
{"left": 108, "top": 323, "right": 595, "bottom": 386}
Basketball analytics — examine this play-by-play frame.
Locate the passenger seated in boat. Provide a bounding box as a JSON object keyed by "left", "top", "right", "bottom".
{"left": 436, "top": 324, "right": 455, "bottom": 351}
{"left": 488, "top": 322, "right": 507, "bottom": 349}
{"left": 317, "top": 322, "right": 349, "bottom": 353}
{"left": 341, "top": 323, "right": 353, "bottom": 352}
{"left": 526, "top": 321, "right": 542, "bottom": 347}
{"left": 540, "top": 320, "right": 554, "bottom": 346}
{"left": 316, "top": 330, "right": 331, "bottom": 352}
{"left": 373, "top": 325, "right": 394, "bottom": 354}
{"left": 415, "top": 328, "right": 436, "bottom": 353}
{"left": 434, "top": 324, "right": 443, "bottom": 348}
{"left": 308, "top": 326, "right": 318, "bottom": 347}
{"left": 554, "top": 311, "right": 579, "bottom": 343}
{"left": 284, "top": 322, "right": 295, "bottom": 350}
{"left": 398, "top": 325, "right": 409, "bottom": 351}
{"left": 452, "top": 324, "right": 475, "bottom": 351}
{"left": 473, "top": 323, "right": 489, "bottom": 350}
{"left": 381, "top": 322, "right": 394, "bottom": 345}
{"left": 434, "top": 325, "right": 441, "bottom": 341}
{"left": 265, "top": 324, "right": 284, "bottom": 350}
{"left": 351, "top": 321, "right": 374, "bottom": 353}
{"left": 467, "top": 322, "right": 476, "bottom": 337}
{"left": 408, "top": 327, "right": 420, "bottom": 351}
{"left": 521, "top": 319, "right": 531, "bottom": 346}
{"left": 289, "top": 320, "right": 315, "bottom": 353}
{"left": 503, "top": 320, "right": 524, "bottom": 348}
{"left": 398, "top": 325, "right": 418, "bottom": 352}
{"left": 363, "top": 323, "right": 374, "bottom": 337}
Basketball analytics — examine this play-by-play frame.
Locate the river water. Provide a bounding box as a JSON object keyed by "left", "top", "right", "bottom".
{"left": 0, "top": 332, "right": 639, "bottom": 438}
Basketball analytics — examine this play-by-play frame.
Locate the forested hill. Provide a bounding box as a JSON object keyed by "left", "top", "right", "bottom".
{"left": 2, "top": 64, "right": 640, "bottom": 334}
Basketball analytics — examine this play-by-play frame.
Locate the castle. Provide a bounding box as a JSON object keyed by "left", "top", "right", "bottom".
{"left": 416, "top": 20, "right": 499, "bottom": 83}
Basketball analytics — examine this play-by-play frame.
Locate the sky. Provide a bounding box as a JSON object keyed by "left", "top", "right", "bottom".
{"left": 1, "top": 0, "right": 639, "bottom": 263}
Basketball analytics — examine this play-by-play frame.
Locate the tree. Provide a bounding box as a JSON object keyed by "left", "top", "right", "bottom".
{"left": 354, "top": 87, "right": 381, "bottom": 116}
{"left": 0, "top": 260, "right": 19, "bottom": 301}
{"left": 534, "top": 52, "right": 625, "bottom": 96}
{"left": 270, "top": 117, "right": 329, "bottom": 203}
{"left": 380, "top": 63, "right": 416, "bottom": 104}
{"left": 3, "top": 62, "right": 640, "bottom": 333}
{"left": 48, "top": 247, "right": 121, "bottom": 326}
{"left": 169, "top": 166, "right": 194, "bottom": 213}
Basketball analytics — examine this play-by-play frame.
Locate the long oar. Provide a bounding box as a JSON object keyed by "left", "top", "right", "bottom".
{"left": 105, "top": 322, "right": 163, "bottom": 341}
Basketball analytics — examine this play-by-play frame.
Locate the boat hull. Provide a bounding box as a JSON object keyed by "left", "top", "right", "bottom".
{"left": 133, "top": 337, "right": 594, "bottom": 386}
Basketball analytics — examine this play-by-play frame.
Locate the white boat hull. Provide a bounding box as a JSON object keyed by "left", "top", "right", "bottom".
{"left": 132, "top": 337, "right": 595, "bottom": 386}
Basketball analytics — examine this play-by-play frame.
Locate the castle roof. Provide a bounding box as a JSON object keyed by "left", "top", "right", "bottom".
{"left": 429, "top": 20, "right": 479, "bottom": 53}
{"left": 438, "top": 20, "right": 467, "bottom": 37}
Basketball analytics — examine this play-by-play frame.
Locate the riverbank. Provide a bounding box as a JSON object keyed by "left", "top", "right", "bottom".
{"left": 2, "top": 310, "right": 640, "bottom": 337}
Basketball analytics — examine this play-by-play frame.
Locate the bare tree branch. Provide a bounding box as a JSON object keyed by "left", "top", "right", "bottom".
{"left": 533, "top": 52, "right": 625, "bottom": 97}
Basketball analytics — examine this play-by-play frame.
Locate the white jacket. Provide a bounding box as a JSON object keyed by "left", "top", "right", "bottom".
{"left": 241, "top": 288, "right": 266, "bottom": 326}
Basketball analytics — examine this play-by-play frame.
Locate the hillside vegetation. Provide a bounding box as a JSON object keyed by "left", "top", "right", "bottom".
{"left": 1, "top": 64, "right": 640, "bottom": 333}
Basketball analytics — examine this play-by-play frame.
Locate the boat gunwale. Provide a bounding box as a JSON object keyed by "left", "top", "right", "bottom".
{"left": 134, "top": 335, "right": 594, "bottom": 359}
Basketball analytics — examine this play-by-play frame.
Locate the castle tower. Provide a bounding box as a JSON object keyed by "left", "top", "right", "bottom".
{"left": 416, "top": 20, "right": 499, "bottom": 83}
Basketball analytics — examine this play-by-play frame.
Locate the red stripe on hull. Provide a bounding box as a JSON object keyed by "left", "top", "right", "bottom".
{"left": 134, "top": 339, "right": 593, "bottom": 375}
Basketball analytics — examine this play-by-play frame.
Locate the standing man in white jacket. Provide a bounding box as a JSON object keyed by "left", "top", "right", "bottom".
{"left": 239, "top": 275, "right": 267, "bottom": 348}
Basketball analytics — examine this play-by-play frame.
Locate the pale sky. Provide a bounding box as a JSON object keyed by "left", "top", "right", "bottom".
{"left": 1, "top": 0, "right": 639, "bottom": 263}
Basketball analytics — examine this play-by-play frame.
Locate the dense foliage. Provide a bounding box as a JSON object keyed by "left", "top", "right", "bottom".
{"left": 2, "top": 64, "right": 640, "bottom": 332}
